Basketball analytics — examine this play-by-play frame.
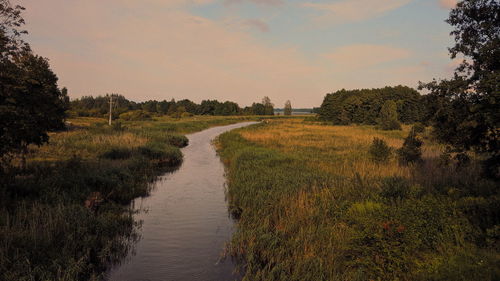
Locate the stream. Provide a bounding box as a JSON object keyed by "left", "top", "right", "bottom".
{"left": 107, "top": 122, "right": 257, "bottom": 281}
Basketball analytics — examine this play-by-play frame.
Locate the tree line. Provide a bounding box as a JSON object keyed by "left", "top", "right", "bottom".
{"left": 318, "top": 85, "right": 430, "bottom": 126}
{"left": 70, "top": 95, "right": 276, "bottom": 120}
{"left": 317, "top": 0, "right": 498, "bottom": 178}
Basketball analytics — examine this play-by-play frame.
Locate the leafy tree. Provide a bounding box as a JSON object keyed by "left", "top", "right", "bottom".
{"left": 420, "top": 0, "right": 499, "bottom": 178}
{"left": 0, "top": 1, "right": 68, "bottom": 162}
{"left": 284, "top": 100, "right": 292, "bottom": 116}
{"left": 262, "top": 96, "right": 274, "bottom": 115}
{"left": 319, "top": 86, "right": 425, "bottom": 125}
{"left": 378, "top": 100, "right": 402, "bottom": 130}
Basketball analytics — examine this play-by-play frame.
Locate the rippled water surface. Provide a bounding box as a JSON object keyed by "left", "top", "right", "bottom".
{"left": 107, "top": 122, "right": 257, "bottom": 281}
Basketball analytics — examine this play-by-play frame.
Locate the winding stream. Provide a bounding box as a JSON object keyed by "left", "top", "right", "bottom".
{"left": 107, "top": 122, "right": 257, "bottom": 281}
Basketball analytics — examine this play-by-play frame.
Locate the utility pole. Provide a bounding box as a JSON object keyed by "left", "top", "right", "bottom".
{"left": 108, "top": 94, "right": 113, "bottom": 126}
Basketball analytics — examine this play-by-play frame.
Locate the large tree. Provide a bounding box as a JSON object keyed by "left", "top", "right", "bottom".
{"left": 0, "top": 0, "right": 68, "bottom": 162}
{"left": 421, "top": 0, "right": 499, "bottom": 177}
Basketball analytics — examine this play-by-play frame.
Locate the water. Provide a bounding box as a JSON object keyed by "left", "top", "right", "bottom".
{"left": 107, "top": 122, "right": 257, "bottom": 281}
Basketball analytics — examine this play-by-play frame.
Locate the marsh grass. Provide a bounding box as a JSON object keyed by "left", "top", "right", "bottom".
{"left": 217, "top": 118, "right": 499, "bottom": 281}
{"left": 0, "top": 115, "right": 259, "bottom": 281}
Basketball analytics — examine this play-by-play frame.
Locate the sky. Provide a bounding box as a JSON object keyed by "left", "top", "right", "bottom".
{"left": 17, "top": 0, "right": 458, "bottom": 108}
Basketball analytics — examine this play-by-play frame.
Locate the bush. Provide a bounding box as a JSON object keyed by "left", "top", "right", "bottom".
{"left": 412, "top": 123, "right": 426, "bottom": 134}
{"left": 381, "top": 119, "right": 402, "bottom": 130}
{"left": 100, "top": 147, "right": 133, "bottom": 160}
{"left": 119, "top": 110, "right": 152, "bottom": 121}
{"left": 111, "top": 120, "right": 125, "bottom": 131}
{"left": 369, "top": 137, "right": 392, "bottom": 163}
{"left": 164, "top": 134, "right": 189, "bottom": 148}
{"left": 397, "top": 130, "right": 423, "bottom": 165}
{"left": 181, "top": 112, "right": 193, "bottom": 118}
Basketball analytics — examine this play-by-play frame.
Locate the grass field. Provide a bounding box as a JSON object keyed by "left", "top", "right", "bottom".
{"left": 217, "top": 118, "right": 499, "bottom": 281}
{"left": 0, "top": 115, "right": 259, "bottom": 281}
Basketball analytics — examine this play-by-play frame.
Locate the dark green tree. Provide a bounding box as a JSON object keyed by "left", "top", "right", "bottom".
{"left": 262, "top": 96, "right": 274, "bottom": 115}
{"left": 397, "top": 130, "right": 423, "bottom": 165}
{"left": 319, "top": 86, "right": 425, "bottom": 125}
{"left": 420, "top": 0, "right": 499, "bottom": 178}
{"left": 284, "top": 100, "right": 292, "bottom": 116}
{"left": 1, "top": 1, "right": 68, "bottom": 162}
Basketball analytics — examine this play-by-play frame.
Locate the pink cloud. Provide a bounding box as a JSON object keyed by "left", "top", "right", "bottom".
{"left": 20, "top": 0, "right": 321, "bottom": 107}
{"left": 303, "top": 0, "right": 412, "bottom": 25}
{"left": 438, "top": 0, "right": 457, "bottom": 9}
{"left": 323, "top": 44, "right": 411, "bottom": 70}
{"left": 224, "top": 0, "right": 284, "bottom": 6}
{"left": 241, "top": 19, "right": 270, "bottom": 32}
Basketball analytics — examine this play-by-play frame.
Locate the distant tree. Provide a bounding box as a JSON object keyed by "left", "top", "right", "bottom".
{"left": 157, "top": 100, "right": 170, "bottom": 114}
{"left": 0, "top": 1, "right": 68, "bottom": 163}
{"left": 249, "top": 102, "right": 266, "bottom": 115}
{"left": 378, "top": 100, "right": 402, "bottom": 130}
{"left": 171, "top": 106, "right": 186, "bottom": 118}
{"left": 420, "top": 0, "right": 499, "bottom": 178}
{"left": 262, "top": 96, "right": 274, "bottom": 115}
{"left": 284, "top": 100, "right": 292, "bottom": 116}
{"left": 319, "top": 86, "right": 423, "bottom": 125}
{"left": 166, "top": 98, "right": 177, "bottom": 115}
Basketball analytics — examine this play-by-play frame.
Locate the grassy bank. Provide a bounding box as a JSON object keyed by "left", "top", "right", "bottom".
{"left": 0, "top": 115, "right": 258, "bottom": 281}
{"left": 217, "top": 118, "right": 499, "bottom": 281}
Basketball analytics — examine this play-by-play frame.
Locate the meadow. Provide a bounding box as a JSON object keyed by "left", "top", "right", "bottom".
{"left": 0, "top": 115, "right": 258, "bottom": 281}
{"left": 217, "top": 118, "right": 499, "bottom": 281}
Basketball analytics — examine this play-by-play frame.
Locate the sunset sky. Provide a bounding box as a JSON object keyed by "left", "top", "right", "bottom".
{"left": 18, "top": 0, "right": 457, "bottom": 107}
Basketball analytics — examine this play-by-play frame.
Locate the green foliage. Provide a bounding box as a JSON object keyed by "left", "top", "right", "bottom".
{"left": 319, "top": 86, "right": 425, "bottom": 125}
{"left": 100, "top": 147, "right": 133, "bottom": 160}
{"left": 397, "top": 130, "right": 423, "bottom": 165}
{"left": 369, "top": 137, "right": 392, "bottom": 163}
{"left": 0, "top": 116, "right": 252, "bottom": 280}
{"left": 217, "top": 124, "right": 499, "bottom": 281}
{"left": 0, "top": 2, "right": 68, "bottom": 160}
{"left": 119, "top": 110, "right": 152, "bottom": 121}
{"left": 70, "top": 94, "right": 278, "bottom": 118}
{"left": 412, "top": 122, "right": 426, "bottom": 134}
{"left": 420, "top": 0, "right": 499, "bottom": 179}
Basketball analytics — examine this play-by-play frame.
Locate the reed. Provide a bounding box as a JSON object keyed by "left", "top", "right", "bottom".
{"left": 0, "top": 115, "right": 258, "bottom": 281}
{"left": 217, "top": 118, "right": 499, "bottom": 281}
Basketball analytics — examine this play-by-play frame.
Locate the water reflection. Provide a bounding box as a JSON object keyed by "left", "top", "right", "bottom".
{"left": 107, "top": 122, "right": 256, "bottom": 281}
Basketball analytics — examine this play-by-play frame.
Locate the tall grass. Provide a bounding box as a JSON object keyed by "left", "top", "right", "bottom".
{"left": 0, "top": 115, "right": 258, "bottom": 280}
{"left": 217, "top": 118, "right": 499, "bottom": 281}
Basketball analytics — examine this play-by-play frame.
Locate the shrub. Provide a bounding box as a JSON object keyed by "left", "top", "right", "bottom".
{"left": 164, "top": 134, "right": 189, "bottom": 148}
{"left": 369, "top": 137, "right": 392, "bottom": 163}
{"left": 397, "top": 130, "right": 423, "bottom": 165}
{"left": 181, "top": 112, "right": 193, "bottom": 118}
{"left": 119, "top": 110, "right": 152, "bottom": 121}
{"left": 111, "top": 120, "right": 125, "bottom": 131}
{"left": 412, "top": 122, "right": 426, "bottom": 134}
{"left": 100, "top": 147, "right": 133, "bottom": 160}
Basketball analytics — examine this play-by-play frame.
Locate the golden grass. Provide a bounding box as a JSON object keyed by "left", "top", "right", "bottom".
{"left": 239, "top": 119, "right": 443, "bottom": 180}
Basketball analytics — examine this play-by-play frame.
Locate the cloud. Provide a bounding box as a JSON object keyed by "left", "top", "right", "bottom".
{"left": 323, "top": 44, "right": 411, "bottom": 70}
{"left": 438, "top": 0, "right": 457, "bottom": 9}
{"left": 21, "top": 0, "right": 320, "bottom": 107}
{"left": 224, "top": 0, "right": 284, "bottom": 6}
{"left": 241, "top": 19, "right": 270, "bottom": 32}
{"left": 303, "top": 0, "right": 412, "bottom": 25}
